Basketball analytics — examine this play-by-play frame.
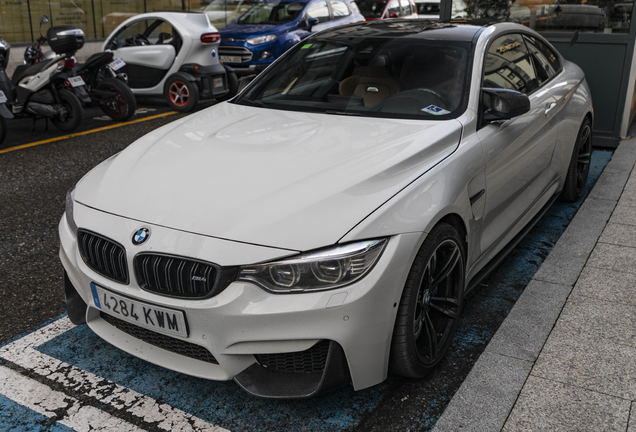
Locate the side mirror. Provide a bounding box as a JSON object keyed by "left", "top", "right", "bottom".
{"left": 482, "top": 87, "right": 530, "bottom": 122}
{"left": 41, "top": 15, "right": 49, "bottom": 25}
{"left": 306, "top": 17, "right": 319, "bottom": 32}
{"left": 389, "top": 12, "right": 399, "bottom": 18}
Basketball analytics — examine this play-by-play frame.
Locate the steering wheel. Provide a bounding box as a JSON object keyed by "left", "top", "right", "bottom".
{"left": 412, "top": 88, "right": 456, "bottom": 112}
{"left": 132, "top": 33, "right": 150, "bottom": 46}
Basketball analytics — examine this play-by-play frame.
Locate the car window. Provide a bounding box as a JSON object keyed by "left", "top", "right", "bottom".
{"left": 387, "top": 0, "right": 400, "bottom": 16}
{"left": 238, "top": 2, "right": 307, "bottom": 24}
{"left": 109, "top": 20, "right": 152, "bottom": 49}
{"left": 399, "top": 0, "right": 411, "bottom": 15}
{"left": 330, "top": 0, "right": 351, "bottom": 17}
{"left": 306, "top": 1, "right": 331, "bottom": 21}
{"left": 482, "top": 33, "right": 539, "bottom": 94}
{"left": 523, "top": 34, "right": 561, "bottom": 79}
{"left": 238, "top": 37, "right": 471, "bottom": 120}
{"left": 355, "top": 0, "right": 387, "bottom": 18}
{"left": 417, "top": 2, "right": 440, "bottom": 15}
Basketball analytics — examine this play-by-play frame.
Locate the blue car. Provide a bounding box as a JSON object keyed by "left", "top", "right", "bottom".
{"left": 219, "top": 0, "right": 364, "bottom": 75}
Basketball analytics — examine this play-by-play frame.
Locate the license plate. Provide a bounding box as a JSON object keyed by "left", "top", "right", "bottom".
{"left": 213, "top": 77, "right": 224, "bottom": 88}
{"left": 0, "top": 90, "right": 6, "bottom": 103}
{"left": 68, "top": 76, "right": 86, "bottom": 88}
{"left": 90, "top": 282, "right": 188, "bottom": 338}
{"left": 221, "top": 55, "right": 242, "bottom": 63}
{"left": 108, "top": 58, "right": 125, "bottom": 71}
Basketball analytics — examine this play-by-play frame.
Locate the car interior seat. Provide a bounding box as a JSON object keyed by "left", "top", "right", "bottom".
{"left": 339, "top": 54, "right": 400, "bottom": 107}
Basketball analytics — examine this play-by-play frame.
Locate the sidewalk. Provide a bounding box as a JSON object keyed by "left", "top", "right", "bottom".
{"left": 433, "top": 137, "right": 636, "bottom": 432}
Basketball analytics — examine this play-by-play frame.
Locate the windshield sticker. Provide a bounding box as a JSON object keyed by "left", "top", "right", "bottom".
{"left": 301, "top": 43, "right": 313, "bottom": 49}
{"left": 422, "top": 105, "right": 450, "bottom": 115}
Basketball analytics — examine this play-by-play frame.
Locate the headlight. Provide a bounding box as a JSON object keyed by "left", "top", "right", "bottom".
{"left": 246, "top": 34, "right": 276, "bottom": 45}
{"left": 238, "top": 239, "right": 387, "bottom": 293}
{"left": 65, "top": 186, "right": 78, "bottom": 235}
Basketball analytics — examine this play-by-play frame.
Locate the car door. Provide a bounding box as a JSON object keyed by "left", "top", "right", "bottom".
{"left": 105, "top": 19, "right": 178, "bottom": 90}
{"left": 478, "top": 32, "right": 561, "bottom": 255}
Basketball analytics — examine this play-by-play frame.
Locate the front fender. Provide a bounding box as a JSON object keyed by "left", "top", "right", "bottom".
{"left": 340, "top": 117, "right": 486, "bottom": 277}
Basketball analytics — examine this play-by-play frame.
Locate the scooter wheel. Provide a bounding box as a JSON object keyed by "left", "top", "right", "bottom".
{"left": 165, "top": 77, "right": 199, "bottom": 113}
{"left": 97, "top": 77, "right": 137, "bottom": 122}
{"left": 51, "top": 89, "right": 83, "bottom": 132}
{"left": 0, "top": 115, "right": 6, "bottom": 146}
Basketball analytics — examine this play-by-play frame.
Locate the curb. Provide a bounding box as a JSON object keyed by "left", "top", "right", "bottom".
{"left": 432, "top": 138, "right": 636, "bottom": 432}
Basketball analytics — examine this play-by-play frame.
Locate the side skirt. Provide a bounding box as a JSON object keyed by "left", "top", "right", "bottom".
{"left": 465, "top": 192, "right": 559, "bottom": 295}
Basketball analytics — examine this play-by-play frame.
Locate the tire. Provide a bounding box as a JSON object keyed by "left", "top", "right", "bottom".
{"left": 0, "top": 115, "right": 6, "bottom": 145}
{"left": 559, "top": 118, "right": 592, "bottom": 202}
{"left": 215, "top": 70, "right": 239, "bottom": 102}
{"left": 51, "top": 89, "right": 83, "bottom": 132}
{"left": 390, "top": 223, "right": 465, "bottom": 378}
{"left": 165, "top": 76, "right": 199, "bottom": 112}
{"left": 96, "top": 77, "right": 137, "bottom": 122}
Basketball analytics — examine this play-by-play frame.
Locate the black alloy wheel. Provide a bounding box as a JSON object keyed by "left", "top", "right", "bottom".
{"left": 560, "top": 117, "right": 592, "bottom": 202}
{"left": 390, "top": 223, "right": 465, "bottom": 378}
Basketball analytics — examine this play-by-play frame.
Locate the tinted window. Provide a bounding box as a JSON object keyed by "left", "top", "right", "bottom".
{"left": 355, "top": 0, "right": 387, "bottom": 18}
{"left": 523, "top": 34, "right": 561, "bottom": 80}
{"left": 417, "top": 2, "right": 440, "bottom": 15}
{"left": 483, "top": 33, "right": 538, "bottom": 94}
{"left": 237, "top": 37, "right": 471, "bottom": 120}
{"left": 330, "top": 0, "right": 351, "bottom": 16}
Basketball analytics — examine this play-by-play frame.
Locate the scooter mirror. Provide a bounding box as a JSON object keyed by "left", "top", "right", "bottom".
{"left": 41, "top": 15, "right": 49, "bottom": 25}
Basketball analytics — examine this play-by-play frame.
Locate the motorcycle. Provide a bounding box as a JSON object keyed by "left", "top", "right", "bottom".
{"left": 0, "top": 38, "right": 10, "bottom": 145}
{"left": 73, "top": 52, "right": 137, "bottom": 121}
{"left": 32, "top": 28, "right": 136, "bottom": 122}
{"left": 0, "top": 16, "right": 85, "bottom": 142}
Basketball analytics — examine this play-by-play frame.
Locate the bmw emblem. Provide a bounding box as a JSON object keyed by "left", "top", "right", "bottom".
{"left": 132, "top": 228, "right": 150, "bottom": 245}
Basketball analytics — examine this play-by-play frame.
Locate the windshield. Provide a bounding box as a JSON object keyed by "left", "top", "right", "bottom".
{"left": 355, "top": 1, "right": 387, "bottom": 18}
{"left": 236, "top": 35, "right": 471, "bottom": 120}
{"left": 238, "top": 1, "right": 307, "bottom": 24}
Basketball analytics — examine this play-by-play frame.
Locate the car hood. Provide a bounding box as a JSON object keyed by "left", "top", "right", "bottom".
{"left": 75, "top": 103, "right": 462, "bottom": 251}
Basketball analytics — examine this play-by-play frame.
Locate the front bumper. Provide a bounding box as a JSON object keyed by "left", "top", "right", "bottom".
{"left": 59, "top": 202, "right": 420, "bottom": 397}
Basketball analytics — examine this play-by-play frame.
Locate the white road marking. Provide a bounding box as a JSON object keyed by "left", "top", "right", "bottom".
{"left": 0, "top": 317, "right": 229, "bottom": 432}
{"left": 0, "top": 365, "right": 147, "bottom": 431}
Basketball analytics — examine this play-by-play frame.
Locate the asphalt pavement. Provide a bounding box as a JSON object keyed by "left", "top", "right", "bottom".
{"left": 0, "top": 103, "right": 623, "bottom": 431}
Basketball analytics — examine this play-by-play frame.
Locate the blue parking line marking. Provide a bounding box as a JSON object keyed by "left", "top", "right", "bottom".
{"left": 0, "top": 393, "right": 75, "bottom": 432}
{"left": 2, "top": 150, "right": 613, "bottom": 431}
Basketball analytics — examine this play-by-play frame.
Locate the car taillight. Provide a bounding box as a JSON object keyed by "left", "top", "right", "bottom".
{"left": 201, "top": 33, "right": 220, "bottom": 44}
{"left": 64, "top": 58, "right": 75, "bottom": 69}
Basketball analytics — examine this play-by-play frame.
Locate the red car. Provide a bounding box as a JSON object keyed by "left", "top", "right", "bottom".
{"left": 354, "top": 0, "right": 418, "bottom": 20}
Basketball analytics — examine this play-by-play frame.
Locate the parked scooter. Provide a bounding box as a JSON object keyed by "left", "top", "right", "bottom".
{"left": 73, "top": 52, "right": 137, "bottom": 121}
{"left": 0, "top": 16, "right": 84, "bottom": 141}
{"left": 23, "top": 17, "right": 92, "bottom": 110}
{"left": 30, "top": 23, "right": 136, "bottom": 122}
{"left": 0, "top": 37, "right": 11, "bottom": 144}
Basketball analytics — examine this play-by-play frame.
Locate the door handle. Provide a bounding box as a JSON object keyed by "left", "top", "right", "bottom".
{"left": 545, "top": 102, "right": 557, "bottom": 116}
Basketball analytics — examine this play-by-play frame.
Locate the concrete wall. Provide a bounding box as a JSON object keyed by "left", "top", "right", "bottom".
{"left": 6, "top": 41, "right": 103, "bottom": 78}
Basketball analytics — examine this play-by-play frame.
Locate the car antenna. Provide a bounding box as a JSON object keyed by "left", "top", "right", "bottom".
{"left": 570, "top": 30, "right": 579, "bottom": 47}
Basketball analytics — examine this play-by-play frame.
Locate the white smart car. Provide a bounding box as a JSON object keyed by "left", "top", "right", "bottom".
{"left": 103, "top": 11, "right": 238, "bottom": 112}
{"left": 61, "top": 20, "right": 593, "bottom": 398}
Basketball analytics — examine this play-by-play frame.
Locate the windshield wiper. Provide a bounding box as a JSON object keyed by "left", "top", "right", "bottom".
{"left": 237, "top": 99, "right": 268, "bottom": 108}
